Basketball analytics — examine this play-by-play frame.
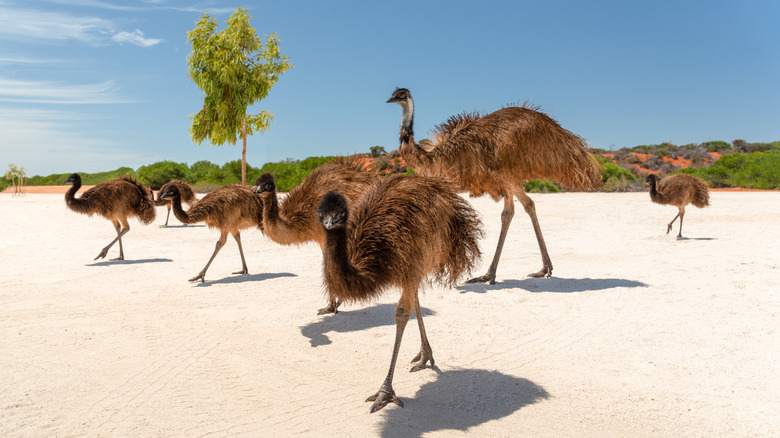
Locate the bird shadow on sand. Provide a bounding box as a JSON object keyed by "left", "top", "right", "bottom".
{"left": 89, "top": 258, "right": 173, "bottom": 266}
{"left": 158, "top": 224, "right": 206, "bottom": 229}
{"left": 300, "top": 303, "right": 435, "bottom": 347}
{"left": 458, "top": 277, "right": 648, "bottom": 294}
{"left": 194, "top": 272, "right": 296, "bottom": 287}
{"left": 676, "top": 236, "right": 716, "bottom": 241}
{"left": 377, "top": 368, "right": 548, "bottom": 438}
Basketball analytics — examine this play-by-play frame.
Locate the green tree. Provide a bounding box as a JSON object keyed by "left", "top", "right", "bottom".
{"left": 369, "top": 146, "right": 386, "bottom": 157}
{"left": 136, "top": 161, "right": 191, "bottom": 189}
{"left": 187, "top": 7, "right": 293, "bottom": 185}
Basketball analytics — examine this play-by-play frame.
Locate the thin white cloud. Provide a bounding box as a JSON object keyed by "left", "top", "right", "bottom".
{"left": 0, "top": 57, "right": 67, "bottom": 65}
{"left": 0, "top": 77, "right": 132, "bottom": 104}
{"left": 0, "top": 7, "right": 114, "bottom": 44}
{"left": 112, "top": 29, "right": 162, "bottom": 47}
{"left": 43, "top": 0, "right": 142, "bottom": 12}
{"left": 0, "top": 6, "right": 163, "bottom": 47}
{"left": 0, "top": 108, "right": 140, "bottom": 176}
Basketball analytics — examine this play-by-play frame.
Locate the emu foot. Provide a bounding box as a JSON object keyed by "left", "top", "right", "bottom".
{"left": 317, "top": 300, "right": 341, "bottom": 315}
{"left": 527, "top": 265, "right": 552, "bottom": 278}
{"left": 466, "top": 272, "right": 496, "bottom": 285}
{"left": 366, "top": 387, "right": 403, "bottom": 413}
{"left": 94, "top": 249, "right": 109, "bottom": 260}
{"left": 232, "top": 269, "right": 249, "bottom": 275}
{"left": 666, "top": 224, "right": 673, "bottom": 234}
{"left": 108, "top": 256, "right": 124, "bottom": 262}
{"left": 410, "top": 349, "right": 434, "bottom": 372}
{"left": 189, "top": 273, "right": 206, "bottom": 283}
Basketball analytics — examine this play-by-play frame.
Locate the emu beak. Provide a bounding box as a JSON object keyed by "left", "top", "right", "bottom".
{"left": 321, "top": 215, "right": 336, "bottom": 230}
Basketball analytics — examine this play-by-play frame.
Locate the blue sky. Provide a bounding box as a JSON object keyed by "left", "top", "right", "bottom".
{"left": 1, "top": 0, "right": 778, "bottom": 176}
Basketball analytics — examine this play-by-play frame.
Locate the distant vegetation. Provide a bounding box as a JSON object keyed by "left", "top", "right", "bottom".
{"left": 3, "top": 139, "right": 779, "bottom": 193}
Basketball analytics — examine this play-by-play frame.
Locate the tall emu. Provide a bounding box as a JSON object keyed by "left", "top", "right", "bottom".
{"left": 646, "top": 173, "right": 710, "bottom": 238}
{"left": 155, "top": 180, "right": 198, "bottom": 227}
{"left": 160, "top": 182, "right": 263, "bottom": 282}
{"left": 64, "top": 173, "right": 156, "bottom": 261}
{"left": 251, "top": 162, "right": 378, "bottom": 314}
{"left": 317, "top": 175, "right": 483, "bottom": 413}
{"left": 387, "top": 88, "right": 601, "bottom": 284}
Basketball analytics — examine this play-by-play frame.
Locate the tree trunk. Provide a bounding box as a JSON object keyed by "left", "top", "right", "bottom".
{"left": 241, "top": 117, "right": 247, "bottom": 185}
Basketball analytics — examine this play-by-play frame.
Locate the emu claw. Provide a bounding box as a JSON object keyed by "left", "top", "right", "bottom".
{"left": 317, "top": 300, "right": 341, "bottom": 315}
{"left": 527, "top": 266, "right": 552, "bottom": 278}
{"left": 366, "top": 389, "right": 403, "bottom": 413}
{"left": 410, "top": 350, "right": 434, "bottom": 372}
{"left": 466, "top": 273, "right": 496, "bottom": 285}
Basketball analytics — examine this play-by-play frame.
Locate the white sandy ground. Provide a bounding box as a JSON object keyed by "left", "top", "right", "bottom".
{"left": 0, "top": 190, "right": 778, "bottom": 437}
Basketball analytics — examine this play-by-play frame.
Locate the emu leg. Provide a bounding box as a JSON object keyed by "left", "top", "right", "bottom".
{"left": 190, "top": 232, "right": 226, "bottom": 282}
{"left": 367, "top": 300, "right": 410, "bottom": 413}
{"left": 95, "top": 220, "right": 128, "bottom": 261}
{"left": 667, "top": 210, "right": 681, "bottom": 235}
{"left": 467, "top": 196, "right": 514, "bottom": 284}
{"left": 317, "top": 299, "right": 341, "bottom": 315}
{"left": 516, "top": 189, "right": 553, "bottom": 278}
{"left": 676, "top": 206, "right": 686, "bottom": 238}
{"left": 162, "top": 205, "right": 171, "bottom": 227}
{"left": 231, "top": 232, "right": 249, "bottom": 275}
{"left": 410, "top": 298, "right": 434, "bottom": 372}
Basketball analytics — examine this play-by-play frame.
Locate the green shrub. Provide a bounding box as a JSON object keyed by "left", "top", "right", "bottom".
{"left": 136, "top": 161, "right": 191, "bottom": 189}
{"left": 524, "top": 179, "right": 560, "bottom": 193}
{"left": 681, "top": 150, "right": 780, "bottom": 189}
{"left": 259, "top": 156, "right": 336, "bottom": 191}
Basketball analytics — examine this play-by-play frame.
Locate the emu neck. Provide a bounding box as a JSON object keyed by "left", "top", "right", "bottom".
{"left": 648, "top": 178, "right": 666, "bottom": 204}
{"left": 64, "top": 176, "right": 91, "bottom": 215}
{"left": 260, "top": 191, "right": 289, "bottom": 238}
{"left": 322, "top": 227, "right": 362, "bottom": 297}
{"left": 170, "top": 193, "right": 194, "bottom": 224}
{"left": 400, "top": 100, "right": 414, "bottom": 145}
{"left": 64, "top": 177, "right": 82, "bottom": 206}
{"left": 398, "top": 98, "right": 436, "bottom": 173}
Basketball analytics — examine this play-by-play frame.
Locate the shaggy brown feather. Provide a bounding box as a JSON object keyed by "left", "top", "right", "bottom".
{"left": 155, "top": 180, "right": 197, "bottom": 226}
{"left": 646, "top": 173, "right": 710, "bottom": 237}
{"left": 161, "top": 182, "right": 263, "bottom": 282}
{"left": 64, "top": 173, "right": 156, "bottom": 260}
{"left": 388, "top": 87, "right": 601, "bottom": 282}
{"left": 252, "top": 162, "right": 379, "bottom": 314}
{"left": 319, "top": 176, "right": 482, "bottom": 307}
{"left": 316, "top": 175, "right": 483, "bottom": 412}
{"left": 253, "top": 162, "right": 377, "bottom": 248}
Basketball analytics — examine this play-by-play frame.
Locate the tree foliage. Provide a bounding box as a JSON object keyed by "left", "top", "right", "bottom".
{"left": 187, "top": 7, "right": 292, "bottom": 184}
{"left": 136, "top": 161, "right": 191, "bottom": 189}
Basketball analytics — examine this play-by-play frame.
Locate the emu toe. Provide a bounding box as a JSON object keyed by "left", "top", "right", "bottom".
{"left": 466, "top": 272, "right": 496, "bottom": 285}
{"left": 232, "top": 269, "right": 249, "bottom": 275}
{"left": 410, "top": 349, "right": 434, "bottom": 372}
{"left": 366, "top": 387, "right": 403, "bottom": 413}
{"left": 317, "top": 300, "right": 341, "bottom": 315}
{"left": 528, "top": 265, "right": 552, "bottom": 278}
{"left": 189, "top": 273, "right": 206, "bottom": 283}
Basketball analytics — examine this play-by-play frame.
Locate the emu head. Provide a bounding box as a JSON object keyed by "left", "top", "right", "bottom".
{"left": 317, "top": 191, "right": 348, "bottom": 231}
{"left": 645, "top": 174, "right": 659, "bottom": 186}
{"left": 159, "top": 183, "right": 180, "bottom": 200}
{"left": 387, "top": 88, "right": 411, "bottom": 106}
{"left": 64, "top": 173, "right": 79, "bottom": 184}
{"left": 251, "top": 173, "right": 276, "bottom": 195}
